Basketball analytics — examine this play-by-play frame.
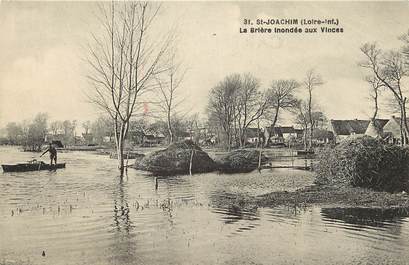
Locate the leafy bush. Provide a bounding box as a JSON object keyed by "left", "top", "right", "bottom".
{"left": 315, "top": 136, "right": 409, "bottom": 192}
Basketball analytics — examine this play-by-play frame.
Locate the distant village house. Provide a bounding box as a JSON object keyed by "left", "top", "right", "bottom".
{"left": 244, "top": 128, "right": 263, "bottom": 144}
{"left": 328, "top": 118, "right": 389, "bottom": 143}
{"left": 382, "top": 116, "right": 408, "bottom": 145}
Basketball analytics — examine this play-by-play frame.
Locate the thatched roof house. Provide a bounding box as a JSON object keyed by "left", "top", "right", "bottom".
{"left": 265, "top": 126, "right": 297, "bottom": 144}
{"left": 312, "top": 129, "right": 334, "bottom": 144}
{"left": 329, "top": 119, "right": 388, "bottom": 143}
{"left": 365, "top": 119, "right": 388, "bottom": 138}
{"left": 383, "top": 116, "right": 409, "bottom": 144}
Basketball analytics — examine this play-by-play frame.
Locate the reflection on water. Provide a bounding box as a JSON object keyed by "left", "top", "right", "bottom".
{"left": 109, "top": 178, "right": 137, "bottom": 265}
{"left": 1, "top": 146, "right": 409, "bottom": 265}
{"left": 112, "top": 178, "right": 132, "bottom": 233}
{"left": 321, "top": 207, "right": 409, "bottom": 228}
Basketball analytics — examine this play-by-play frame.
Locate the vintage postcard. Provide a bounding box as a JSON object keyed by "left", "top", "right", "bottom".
{"left": 1, "top": 1, "right": 409, "bottom": 265}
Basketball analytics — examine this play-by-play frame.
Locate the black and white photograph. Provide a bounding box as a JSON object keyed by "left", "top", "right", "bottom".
{"left": 1, "top": 1, "right": 409, "bottom": 264}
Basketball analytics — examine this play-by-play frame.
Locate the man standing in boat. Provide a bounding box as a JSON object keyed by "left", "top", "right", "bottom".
{"left": 40, "top": 143, "right": 57, "bottom": 165}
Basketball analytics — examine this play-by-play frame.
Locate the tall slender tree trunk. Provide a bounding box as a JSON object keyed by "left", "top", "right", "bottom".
{"left": 115, "top": 122, "right": 127, "bottom": 177}
{"left": 372, "top": 91, "right": 378, "bottom": 121}
{"left": 400, "top": 113, "right": 404, "bottom": 146}
{"left": 265, "top": 107, "right": 279, "bottom": 147}
{"left": 402, "top": 99, "right": 409, "bottom": 146}
{"left": 239, "top": 127, "right": 244, "bottom": 148}
{"left": 168, "top": 127, "right": 173, "bottom": 144}
{"left": 227, "top": 131, "right": 231, "bottom": 151}
{"left": 167, "top": 111, "right": 173, "bottom": 144}
{"left": 256, "top": 119, "right": 260, "bottom": 149}
{"left": 241, "top": 114, "right": 247, "bottom": 148}
{"left": 117, "top": 139, "right": 125, "bottom": 176}
{"left": 308, "top": 127, "right": 313, "bottom": 151}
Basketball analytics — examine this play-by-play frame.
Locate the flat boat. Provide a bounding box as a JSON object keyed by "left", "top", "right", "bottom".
{"left": 2, "top": 161, "right": 66, "bottom": 172}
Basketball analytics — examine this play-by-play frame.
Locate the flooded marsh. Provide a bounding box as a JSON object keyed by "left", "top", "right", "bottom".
{"left": 1, "top": 146, "right": 409, "bottom": 265}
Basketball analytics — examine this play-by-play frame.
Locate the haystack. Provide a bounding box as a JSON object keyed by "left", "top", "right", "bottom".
{"left": 133, "top": 140, "right": 217, "bottom": 176}
{"left": 315, "top": 136, "right": 409, "bottom": 192}
{"left": 216, "top": 149, "right": 269, "bottom": 173}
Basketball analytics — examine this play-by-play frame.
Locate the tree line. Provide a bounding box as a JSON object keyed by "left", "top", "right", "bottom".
{"left": 207, "top": 71, "right": 325, "bottom": 150}
{"left": 2, "top": 113, "right": 203, "bottom": 149}
{"left": 4, "top": 113, "right": 54, "bottom": 151}
{"left": 3, "top": 113, "right": 113, "bottom": 149}
{"left": 3, "top": 113, "right": 83, "bottom": 150}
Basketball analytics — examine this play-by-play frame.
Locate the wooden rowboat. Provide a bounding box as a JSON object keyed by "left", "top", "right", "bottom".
{"left": 2, "top": 161, "right": 66, "bottom": 172}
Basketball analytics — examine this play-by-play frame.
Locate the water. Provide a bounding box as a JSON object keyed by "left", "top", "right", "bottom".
{"left": 0, "top": 146, "right": 408, "bottom": 265}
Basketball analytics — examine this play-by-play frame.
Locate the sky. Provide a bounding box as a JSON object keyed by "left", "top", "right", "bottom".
{"left": 1, "top": 1, "right": 409, "bottom": 129}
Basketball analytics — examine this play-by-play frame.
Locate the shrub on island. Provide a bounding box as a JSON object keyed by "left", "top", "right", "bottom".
{"left": 216, "top": 149, "right": 268, "bottom": 173}
{"left": 133, "top": 140, "right": 217, "bottom": 176}
{"left": 315, "top": 136, "right": 409, "bottom": 192}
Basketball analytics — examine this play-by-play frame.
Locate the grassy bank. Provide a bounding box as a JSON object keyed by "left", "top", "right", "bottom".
{"left": 260, "top": 184, "right": 409, "bottom": 208}
{"left": 215, "top": 184, "right": 409, "bottom": 210}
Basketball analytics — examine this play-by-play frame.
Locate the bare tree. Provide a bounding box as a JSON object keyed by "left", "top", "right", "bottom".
{"left": 86, "top": 2, "right": 172, "bottom": 176}
{"left": 303, "top": 70, "right": 323, "bottom": 150}
{"left": 295, "top": 100, "right": 326, "bottom": 150}
{"left": 360, "top": 43, "right": 409, "bottom": 145}
{"left": 235, "top": 73, "right": 271, "bottom": 147}
{"left": 264, "top": 79, "right": 299, "bottom": 146}
{"left": 207, "top": 74, "right": 241, "bottom": 150}
{"left": 155, "top": 52, "right": 185, "bottom": 144}
{"left": 366, "top": 76, "right": 384, "bottom": 121}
